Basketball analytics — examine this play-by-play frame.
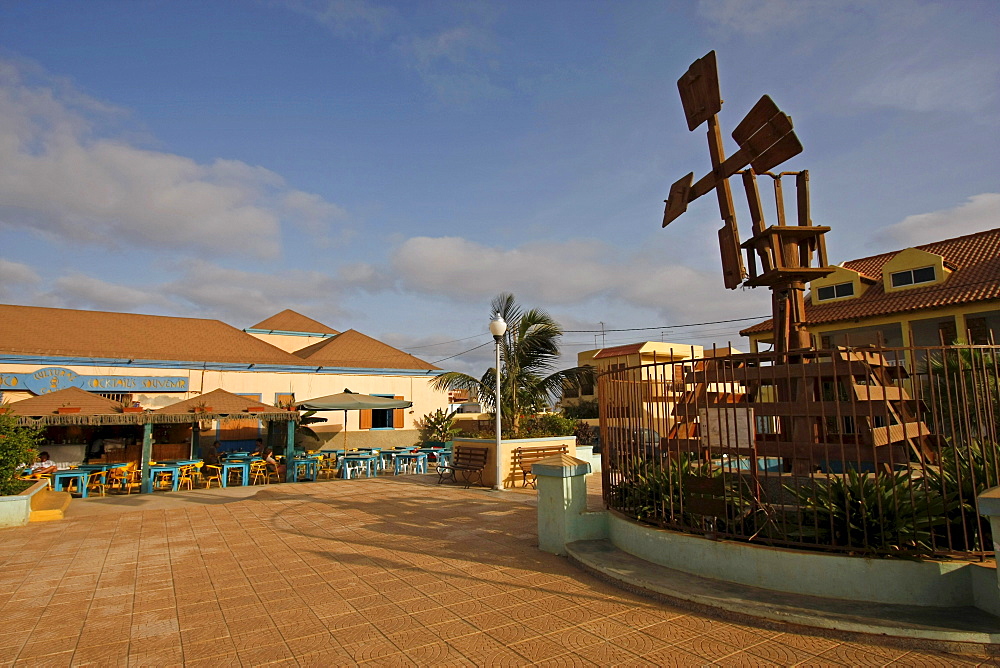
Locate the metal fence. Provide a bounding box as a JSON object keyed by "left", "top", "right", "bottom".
{"left": 599, "top": 344, "right": 1000, "bottom": 559}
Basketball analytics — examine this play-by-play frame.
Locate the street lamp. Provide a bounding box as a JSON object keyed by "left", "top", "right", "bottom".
{"left": 489, "top": 313, "right": 507, "bottom": 490}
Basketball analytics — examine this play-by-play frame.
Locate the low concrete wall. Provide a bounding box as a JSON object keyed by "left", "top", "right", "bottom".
{"left": 537, "top": 468, "right": 1000, "bottom": 616}
{"left": 0, "top": 480, "right": 49, "bottom": 529}
{"left": 607, "top": 511, "right": 986, "bottom": 608}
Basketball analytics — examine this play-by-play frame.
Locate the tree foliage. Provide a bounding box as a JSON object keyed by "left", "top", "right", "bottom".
{"left": 0, "top": 408, "right": 43, "bottom": 495}
{"left": 431, "top": 293, "right": 594, "bottom": 428}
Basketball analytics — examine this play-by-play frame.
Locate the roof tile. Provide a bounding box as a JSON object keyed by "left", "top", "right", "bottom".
{"left": 0, "top": 304, "right": 310, "bottom": 366}
{"left": 294, "top": 330, "right": 438, "bottom": 370}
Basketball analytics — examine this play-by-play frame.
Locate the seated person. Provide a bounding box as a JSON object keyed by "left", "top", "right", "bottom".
{"left": 263, "top": 448, "right": 286, "bottom": 480}
{"left": 252, "top": 438, "right": 264, "bottom": 456}
{"left": 202, "top": 440, "right": 221, "bottom": 468}
{"left": 30, "top": 452, "right": 58, "bottom": 475}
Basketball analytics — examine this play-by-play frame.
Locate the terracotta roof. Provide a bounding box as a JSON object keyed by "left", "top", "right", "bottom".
{"left": 249, "top": 309, "right": 339, "bottom": 335}
{"left": 741, "top": 227, "right": 1000, "bottom": 336}
{"left": 152, "top": 388, "right": 279, "bottom": 415}
{"left": 293, "top": 330, "right": 439, "bottom": 370}
{"left": 0, "top": 304, "right": 309, "bottom": 365}
{"left": 3, "top": 386, "right": 121, "bottom": 416}
{"left": 593, "top": 343, "right": 645, "bottom": 359}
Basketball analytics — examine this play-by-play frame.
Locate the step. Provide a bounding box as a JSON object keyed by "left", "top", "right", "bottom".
{"left": 29, "top": 489, "right": 72, "bottom": 522}
{"left": 566, "top": 539, "right": 1000, "bottom": 648}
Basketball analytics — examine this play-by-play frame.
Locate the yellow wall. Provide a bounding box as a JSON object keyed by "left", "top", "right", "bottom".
{"left": 246, "top": 331, "right": 334, "bottom": 353}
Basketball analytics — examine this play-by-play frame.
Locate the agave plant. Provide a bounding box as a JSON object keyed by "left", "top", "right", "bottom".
{"left": 786, "top": 469, "right": 955, "bottom": 556}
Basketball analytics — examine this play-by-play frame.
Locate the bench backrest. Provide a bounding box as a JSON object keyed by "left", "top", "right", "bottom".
{"left": 515, "top": 445, "right": 568, "bottom": 468}
{"left": 453, "top": 446, "right": 489, "bottom": 467}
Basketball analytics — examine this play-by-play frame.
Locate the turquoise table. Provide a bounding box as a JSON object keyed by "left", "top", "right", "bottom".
{"left": 51, "top": 470, "right": 90, "bottom": 497}
{"left": 292, "top": 457, "right": 318, "bottom": 481}
{"left": 219, "top": 461, "right": 249, "bottom": 486}
{"left": 393, "top": 452, "right": 427, "bottom": 475}
{"left": 143, "top": 460, "right": 199, "bottom": 493}
{"left": 341, "top": 453, "right": 377, "bottom": 479}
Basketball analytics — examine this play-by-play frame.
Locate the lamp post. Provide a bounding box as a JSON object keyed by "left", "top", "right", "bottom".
{"left": 489, "top": 314, "right": 507, "bottom": 490}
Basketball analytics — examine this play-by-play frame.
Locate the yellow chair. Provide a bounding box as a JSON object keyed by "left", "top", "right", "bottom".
{"left": 107, "top": 463, "right": 141, "bottom": 494}
{"left": 249, "top": 461, "right": 267, "bottom": 485}
{"left": 86, "top": 470, "right": 107, "bottom": 497}
{"left": 318, "top": 455, "right": 338, "bottom": 480}
{"left": 265, "top": 461, "right": 281, "bottom": 484}
{"left": 201, "top": 463, "right": 223, "bottom": 489}
{"left": 177, "top": 465, "right": 195, "bottom": 491}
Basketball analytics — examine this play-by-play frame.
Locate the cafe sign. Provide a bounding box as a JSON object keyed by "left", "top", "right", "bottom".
{"left": 0, "top": 367, "right": 188, "bottom": 395}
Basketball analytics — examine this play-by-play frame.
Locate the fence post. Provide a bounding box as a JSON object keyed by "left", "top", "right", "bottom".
{"left": 978, "top": 487, "right": 1000, "bottom": 598}
{"left": 535, "top": 454, "right": 607, "bottom": 555}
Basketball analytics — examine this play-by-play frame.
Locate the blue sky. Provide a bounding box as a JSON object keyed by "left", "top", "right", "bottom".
{"left": 1, "top": 0, "right": 998, "bottom": 374}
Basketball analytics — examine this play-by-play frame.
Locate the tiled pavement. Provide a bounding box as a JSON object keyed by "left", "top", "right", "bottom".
{"left": 0, "top": 475, "right": 995, "bottom": 667}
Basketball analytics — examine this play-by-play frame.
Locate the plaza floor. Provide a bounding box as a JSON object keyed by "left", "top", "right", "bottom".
{"left": 0, "top": 475, "right": 995, "bottom": 667}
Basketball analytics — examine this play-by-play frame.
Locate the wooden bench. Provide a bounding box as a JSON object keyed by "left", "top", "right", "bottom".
{"left": 515, "top": 444, "right": 569, "bottom": 488}
{"left": 437, "top": 446, "right": 489, "bottom": 488}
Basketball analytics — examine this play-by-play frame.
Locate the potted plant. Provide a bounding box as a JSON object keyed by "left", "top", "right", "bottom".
{"left": 57, "top": 405, "right": 80, "bottom": 414}
{"left": 247, "top": 406, "right": 265, "bottom": 413}
{"left": 191, "top": 402, "right": 213, "bottom": 414}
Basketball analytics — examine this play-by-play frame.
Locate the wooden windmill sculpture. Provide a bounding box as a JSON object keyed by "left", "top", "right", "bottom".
{"left": 662, "top": 51, "right": 833, "bottom": 353}
{"left": 661, "top": 52, "right": 935, "bottom": 475}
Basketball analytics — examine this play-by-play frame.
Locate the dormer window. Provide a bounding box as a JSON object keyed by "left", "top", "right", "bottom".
{"left": 816, "top": 282, "right": 854, "bottom": 301}
{"left": 890, "top": 266, "right": 935, "bottom": 288}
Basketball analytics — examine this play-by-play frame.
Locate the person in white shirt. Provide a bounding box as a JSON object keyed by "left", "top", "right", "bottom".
{"left": 30, "top": 452, "right": 58, "bottom": 475}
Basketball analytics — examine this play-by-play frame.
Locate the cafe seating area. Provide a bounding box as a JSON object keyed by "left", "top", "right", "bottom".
{"left": 20, "top": 443, "right": 455, "bottom": 497}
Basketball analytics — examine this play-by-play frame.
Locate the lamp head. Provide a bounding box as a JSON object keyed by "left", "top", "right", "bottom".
{"left": 489, "top": 314, "right": 507, "bottom": 338}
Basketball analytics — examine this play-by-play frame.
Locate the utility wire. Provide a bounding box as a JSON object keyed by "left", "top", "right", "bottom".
{"left": 563, "top": 315, "right": 768, "bottom": 333}
{"left": 429, "top": 341, "right": 492, "bottom": 364}
{"left": 404, "top": 332, "right": 486, "bottom": 349}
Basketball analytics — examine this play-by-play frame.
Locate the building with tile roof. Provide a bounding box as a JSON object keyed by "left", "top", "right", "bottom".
{"left": 245, "top": 309, "right": 340, "bottom": 352}
{"left": 0, "top": 304, "right": 449, "bottom": 460}
{"left": 740, "top": 227, "right": 1000, "bottom": 351}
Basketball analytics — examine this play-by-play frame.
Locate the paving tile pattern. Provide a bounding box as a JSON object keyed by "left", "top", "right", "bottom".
{"left": 0, "top": 476, "right": 995, "bottom": 667}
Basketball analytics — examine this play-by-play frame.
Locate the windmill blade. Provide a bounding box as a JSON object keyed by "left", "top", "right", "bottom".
{"left": 732, "top": 95, "right": 803, "bottom": 173}
{"left": 677, "top": 51, "right": 722, "bottom": 132}
{"left": 751, "top": 131, "right": 802, "bottom": 174}
{"left": 662, "top": 172, "right": 694, "bottom": 227}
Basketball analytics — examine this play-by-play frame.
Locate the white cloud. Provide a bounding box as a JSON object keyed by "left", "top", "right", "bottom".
{"left": 47, "top": 274, "right": 172, "bottom": 313}
{"left": 161, "top": 259, "right": 347, "bottom": 323}
{"left": 0, "top": 258, "right": 40, "bottom": 285}
{"left": 0, "top": 258, "right": 41, "bottom": 301}
{"left": 877, "top": 193, "right": 1000, "bottom": 248}
{"left": 389, "top": 235, "right": 771, "bottom": 324}
{"left": 274, "top": 0, "right": 398, "bottom": 38}
{"left": 0, "top": 59, "right": 347, "bottom": 258}
{"left": 697, "top": 0, "right": 823, "bottom": 36}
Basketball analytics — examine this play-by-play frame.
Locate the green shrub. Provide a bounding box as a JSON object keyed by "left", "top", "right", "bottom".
{"left": 506, "top": 413, "right": 578, "bottom": 439}
{"left": 415, "top": 409, "right": 461, "bottom": 443}
{"left": 0, "top": 409, "right": 43, "bottom": 496}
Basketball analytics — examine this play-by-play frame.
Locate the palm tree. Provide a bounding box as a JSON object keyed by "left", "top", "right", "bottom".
{"left": 432, "top": 293, "right": 594, "bottom": 431}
